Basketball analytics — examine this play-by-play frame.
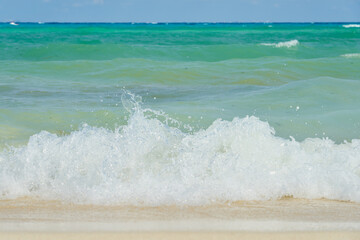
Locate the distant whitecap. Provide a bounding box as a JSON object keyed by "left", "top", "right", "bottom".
{"left": 341, "top": 53, "right": 360, "bottom": 58}
{"left": 343, "top": 24, "right": 360, "bottom": 28}
{"left": 260, "top": 39, "right": 299, "bottom": 48}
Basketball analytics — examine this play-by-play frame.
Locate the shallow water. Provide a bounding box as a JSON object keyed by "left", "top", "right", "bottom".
{"left": 0, "top": 23, "right": 359, "bottom": 205}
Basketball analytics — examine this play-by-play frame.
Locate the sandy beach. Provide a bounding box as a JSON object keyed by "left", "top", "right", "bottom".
{"left": 1, "top": 232, "right": 360, "bottom": 240}
{"left": 0, "top": 198, "right": 359, "bottom": 239}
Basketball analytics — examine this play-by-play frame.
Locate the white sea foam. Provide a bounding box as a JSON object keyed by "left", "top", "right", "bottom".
{"left": 260, "top": 40, "right": 299, "bottom": 48}
{"left": 0, "top": 93, "right": 359, "bottom": 206}
{"left": 341, "top": 53, "right": 360, "bottom": 58}
{"left": 343, "top": 24, "right": 360, "bottom": 28}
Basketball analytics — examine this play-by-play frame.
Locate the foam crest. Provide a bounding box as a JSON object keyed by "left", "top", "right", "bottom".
{"left": 343, "top": 24, "right": 360, "bottom": 28}
{"left": 341, "top": 53, "right": 360, "bottom": 58}
{"left": 0, "top": 94, "right": 360, "bottom": 205}
{"left": 260, "top": 40, "right": 299, "bottom": 48}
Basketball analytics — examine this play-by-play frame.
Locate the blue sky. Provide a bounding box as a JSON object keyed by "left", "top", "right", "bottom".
{"left": 0, "top": 0, "right": 359, "bottom": 22}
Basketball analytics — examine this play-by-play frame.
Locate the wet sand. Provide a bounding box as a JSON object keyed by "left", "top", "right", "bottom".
{"left": 0, "top": 198, "right": 359, "bottom": 239}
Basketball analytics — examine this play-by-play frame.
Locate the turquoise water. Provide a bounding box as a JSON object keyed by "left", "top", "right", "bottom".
{"left": 0, "top": 23, "right": 360, "bottom": 205}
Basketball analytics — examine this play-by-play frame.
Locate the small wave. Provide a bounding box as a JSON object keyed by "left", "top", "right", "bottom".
{"left": 341, "top": 53, "right": 360, "bottom": 58}
{"left": 260, "top": 40, "right": 299, "bottom": 48}
{"left": 343, "top": 24, "right": 360, "bottom": 28}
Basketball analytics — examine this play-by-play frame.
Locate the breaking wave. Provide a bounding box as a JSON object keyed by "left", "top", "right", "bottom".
{"left": 260, "top": 40, "right": 299, "bottom": 48}
{"left": 341, "top": 53, "right": 360, "bottom": 58}
{"left": 343, "top": 24, "right": 360, "bottom": 28}
{"left": 0, "top": 92, "right": 359, "bottom": 206}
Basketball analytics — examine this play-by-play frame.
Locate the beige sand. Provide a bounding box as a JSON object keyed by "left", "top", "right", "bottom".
{"left": 1, "top": 232, "right": 360, "bottom": 240}
{"left": 0, "top": 198, "right": 359, "bottom": 239}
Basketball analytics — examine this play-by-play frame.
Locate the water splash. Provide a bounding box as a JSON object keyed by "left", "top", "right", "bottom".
{"left": 0, "top": 92, "right": 359, "bottom": 205}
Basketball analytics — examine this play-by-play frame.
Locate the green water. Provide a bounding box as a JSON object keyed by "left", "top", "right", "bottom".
{"left": 1, "top": 23, "right": 360, "bottom": 147}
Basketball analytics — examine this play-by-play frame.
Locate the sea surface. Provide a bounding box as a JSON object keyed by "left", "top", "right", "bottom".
{"left": 0, "top": 22, "right": 359, "bottom": 205}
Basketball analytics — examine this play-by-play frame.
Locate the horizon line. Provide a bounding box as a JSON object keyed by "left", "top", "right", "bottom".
{"left": 2, "top": 21, "right": 360, "bottom": 24}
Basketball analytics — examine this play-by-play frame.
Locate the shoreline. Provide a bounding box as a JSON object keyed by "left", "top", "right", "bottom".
{"left": 0, "top": 198, "right": 359, "bottom": 239}
{"left": 1, "top": 198, "right": 360, "bottom": 231}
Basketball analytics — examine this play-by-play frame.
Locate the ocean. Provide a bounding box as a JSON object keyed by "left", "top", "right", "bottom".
{"left": 0, "top": 22, "right": 359, "bottom": 205}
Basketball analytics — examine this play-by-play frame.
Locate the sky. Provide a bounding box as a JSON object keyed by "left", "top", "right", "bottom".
{"left": 0, "top": 0, "right": 359, "bottom": 22}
